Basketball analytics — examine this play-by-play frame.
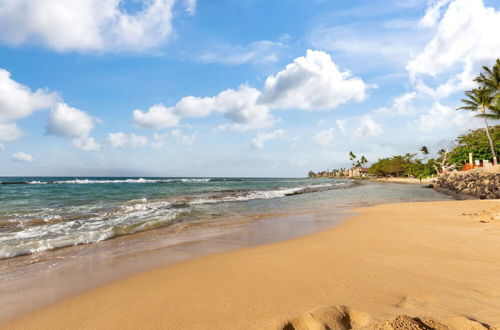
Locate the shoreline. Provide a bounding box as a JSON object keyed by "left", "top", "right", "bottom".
{"left": 4, "top": 199, "right": 500, "bottom": 329}
{"left": 0, "top": 205, "right": 349, "bottom": 324}
{"left": 0, "top": 181, "right": 448, "bottom": 323}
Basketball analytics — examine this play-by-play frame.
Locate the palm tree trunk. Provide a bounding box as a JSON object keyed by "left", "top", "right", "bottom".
{"left": 483, "top": 116, "right": 497, "bottom": 159}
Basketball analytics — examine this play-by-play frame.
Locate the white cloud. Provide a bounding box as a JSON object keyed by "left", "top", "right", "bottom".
{"left": 0, "top": 0, "right": 179, "bottom": 53}
{"left": 107, "top": 132, "right": 149, "bottom": 149}
{"left": 12, "top": 151, "right": 33, "bottom": 162}
{"left": 133, "top": 104, "right": 180, "bottom": 129}
{"left": 313, "top": 128, "right": 335, "bottom": 147}
{"left": 375, "top": 92, "right": 417, "bottom": 117}
{"left": 47, "top": 102, "right": 100, "bottom": 151}
{"left": 171, "top": 129, "right": 196, "bottom": 146}
{"left": 417, "top": 102, "right": 476, "bottom": 133}
{"left": 215, "top": 86, "right": 275, "bottom": 131}
{"left": 251, "top": 129, "right": 285, "bottom": 149}
{"left": 134, "top": 86, "right": 275, "bottom": 131}
{"left": 0, "top": 68, "right": 57, "bottom": 122}
{"left": 335, "top": 119, "right": 348, "bottom": 134}
{"left": 308, "top": 20, "right": 427, "bottom": 67}
{"left": 354, "top": 116, "right": 383, "bottom": 139}
{"left": 0, "top": 68, "right": 101, "bottom": 150}
{"left": 419, "top": 0, "right": 453, "bottom": 27}
{"left": 174, "top": 96, "right": 215, "bottom": 118}
{"left": 152, "top": 133, "right": 167, "bottom": 149}
{"left": 407, "top": 0, "right": 500, "bottom": 91}
{"left": 47, "top": 102, "right": 95, "bottom": 138}
{"left": 129, "top": 134, "right": 149, "bottom": 148}
{"left": 72, "top": 136, "right": 100, "bottom": 151}
{"left": 198, "top": 40, "right": 284, "bottom": 65}
{"left": 0, "top": 123, "right": 23, "bottom": 148}
{"left": 184, "top": 0, "right": 196, "bottom": 15}
{"left": 134, "top": 50, "right": 366, "bottom": 132}
{"left": 107, "top": 132, "right": 128, "bottom": 149}
{"left": 259, "top": 50, "right": 367, "bottom": 110}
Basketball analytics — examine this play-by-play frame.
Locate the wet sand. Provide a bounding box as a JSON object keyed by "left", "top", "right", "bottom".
{"left": 4, "top": 200, "right": 500, "bottom": 329}
{"left": 0, "top": 206, "right": 348, "bottom": 324}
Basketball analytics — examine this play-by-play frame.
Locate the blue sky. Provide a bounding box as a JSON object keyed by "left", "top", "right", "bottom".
{"left": 0, "top": 0, "right": 499, "bottom": 177}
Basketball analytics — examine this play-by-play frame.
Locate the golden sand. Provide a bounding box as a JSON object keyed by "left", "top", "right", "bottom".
{"left": 4, "top": 200, "right": 500, "bottom": 329}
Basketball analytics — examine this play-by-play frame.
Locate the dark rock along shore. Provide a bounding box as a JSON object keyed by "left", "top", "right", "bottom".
{"left": 435, "top": 170, "right": 500, "bottom": 200}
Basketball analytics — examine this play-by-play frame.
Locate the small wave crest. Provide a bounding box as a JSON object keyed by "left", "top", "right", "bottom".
{"left": 0, "top": 179, "right": 350, "bottom": 259}
{"left": 9, "top": 178, "right": 213, "bottom": 185}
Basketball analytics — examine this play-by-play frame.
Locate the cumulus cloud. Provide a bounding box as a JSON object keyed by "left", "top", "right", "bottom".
{"left": 134, "top": 50, "right": 366, "bottom": 132}
{"left": 72, "top": 136, "right": 100, "bottom": 151}
{"left": 0, "top": 0, "right": 179, "bottom": 53}
{"left": 0, "top": 68, "right": 101, "bottom": 150}
{"left": 135, "top": 85, "right": 276, "bottom": 131}
{"left": 407, "top": 0, "right": 500, "bottom": 96}
{"left": 133, "top": 104, "right": 180, "bottom": 129}
{"left": 12, "top": 151, "right": 33, "bottom": 162}
{"left": 0, "top": 68, "right": 57, "bottom": 122}
{"left": 107, "top": 132, "right": 149, "bottom": 149}
{"left": 259, "top": 50, "right": 367, "bottom": 110}
{"left": 215, "top": 86, "right": 276, "bottom": 131}
{"left": 198, "top": 40, "right": 284, "bottom": 65}
{"left": 0, "top": 123, "right": 23, "bottom": 149}
{"left": 313, "top": 128, "right": 335, "bottom": 147}
{"left": 171, "top": 129, "right": 196, "bottom": 146}
{"left": 251, "top": 129, "right": 285, "bottom": 149}
{"left": 47, "top": 102, "right": 100, "bottom": 151}
{"left": 354, "top": 116, "right": 383, "bottom": 139}
{"left": 419, "top": 0, "right": 453, "bottom": 27}
{"left": 47, "top": 103, "right": 96, "bottom": 138}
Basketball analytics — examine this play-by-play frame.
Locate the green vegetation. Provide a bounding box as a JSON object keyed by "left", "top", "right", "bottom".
{"left": 448, "top": 125, "right": 500, "bottom": 166}
{"left": 368, "top": 151, "right": 438, "bottom": 178}
{"left": 348, "top": 151, "right": 368, "bottom": 168}
{"left": 457, "top": 58, "right": 500, "bottom": 159}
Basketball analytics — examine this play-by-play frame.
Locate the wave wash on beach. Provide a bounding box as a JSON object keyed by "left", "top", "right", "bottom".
{"left": 0, "top": 177, "right": 354, "bottom": 259}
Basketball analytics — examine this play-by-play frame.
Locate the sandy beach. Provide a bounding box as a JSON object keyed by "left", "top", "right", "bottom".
{"left": 4, "top": 199, "right": 500, "bottom": 330}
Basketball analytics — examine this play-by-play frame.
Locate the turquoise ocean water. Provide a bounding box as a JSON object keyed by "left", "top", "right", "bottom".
{"left": 0, "top": 177, "right": 449, "bottom": 260}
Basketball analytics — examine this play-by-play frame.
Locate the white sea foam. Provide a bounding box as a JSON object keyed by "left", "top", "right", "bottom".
{"left": 43, "top": 178, "right": 213, "bottom": 184}
{"left": 189, "top": 183, "right": 337, "bottom": 205}
{"left": 0, "top": 180, "right": 348, "bottom": 259}
{"left": 0, "top": 199, "right": 181, "bottom": 259}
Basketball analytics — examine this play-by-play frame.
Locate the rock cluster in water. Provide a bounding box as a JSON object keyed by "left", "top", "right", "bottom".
{"left": 435, "top": 168, "right": 500, "bottom": 199}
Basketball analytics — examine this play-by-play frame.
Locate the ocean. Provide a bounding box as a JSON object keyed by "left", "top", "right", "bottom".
{"left": 0, "top": 177, "right": 449, "bottom": 260}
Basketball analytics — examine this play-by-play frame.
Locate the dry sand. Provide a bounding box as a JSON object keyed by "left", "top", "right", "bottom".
{"left": 4, "top": 200, "right": 500, "bottom": 330}
{"left": 368, "top": 177, "right": 436, "bottom": 184}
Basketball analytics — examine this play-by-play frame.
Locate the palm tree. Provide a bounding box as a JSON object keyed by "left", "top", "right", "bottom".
{"left": 475, "top": 59, "right": 500, "bottom": 94}
{"left": 420, "top": 146, "right": 429, "bottom": 158}
{"left": 476, "top": 102, "right": 500, "bottom": 121}
{"left": 457, "top": 88, "right": 497, "bottom": 159}
{"left": 474, "top": 59, "right": 500, "bottom": 121}
{"left": 360, "top": 156, "right": 368, "bottom": 167}
{"left": 349, "top": 151, "right": 357, "bottom": 167}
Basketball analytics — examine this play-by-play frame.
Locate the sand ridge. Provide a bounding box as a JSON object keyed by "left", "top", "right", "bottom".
{"left": 3, "top": 200, "right": 500, "bottom": 330}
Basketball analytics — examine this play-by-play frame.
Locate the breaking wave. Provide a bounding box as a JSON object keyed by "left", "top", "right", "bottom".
{"left": 0, "top": 179, "right": 352, "bottom": 259}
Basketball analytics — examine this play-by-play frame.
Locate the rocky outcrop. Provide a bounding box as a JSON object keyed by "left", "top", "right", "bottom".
{"left": 435, "top": 167, "right": 500, "bottom": 199}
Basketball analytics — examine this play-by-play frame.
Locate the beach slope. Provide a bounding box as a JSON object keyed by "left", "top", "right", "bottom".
{"left": 4, "top": 200, "right": 500, "bottom": 329}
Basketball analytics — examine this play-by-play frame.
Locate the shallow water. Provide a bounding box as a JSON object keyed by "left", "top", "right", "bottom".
{"left": 0, "top": 177, "right": 353, "bottom": 259}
